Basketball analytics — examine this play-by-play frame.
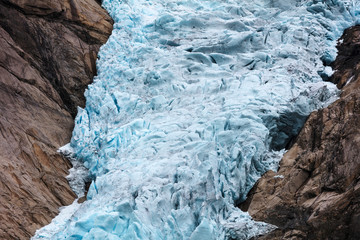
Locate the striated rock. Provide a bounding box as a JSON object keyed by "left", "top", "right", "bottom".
{"left": 0, "top": 0, "right": 112, "bottom": 239}
{"left": 241, "top": 25, "right": 360, "bottom": 240}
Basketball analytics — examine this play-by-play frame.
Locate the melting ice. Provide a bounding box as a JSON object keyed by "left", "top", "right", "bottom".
{"left": 33, "top": 0, "right": 359, "bottom": 239}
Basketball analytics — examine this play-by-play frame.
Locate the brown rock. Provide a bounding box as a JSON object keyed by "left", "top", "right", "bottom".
{"left": 241, "top": 25, "right": 360, "bottom": 240}
{"left": 0, "top": 1, "right": 112, "bottom": 239}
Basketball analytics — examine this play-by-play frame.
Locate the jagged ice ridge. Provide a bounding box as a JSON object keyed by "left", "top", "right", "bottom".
{"left": 33, "top": 0, "right": 360, "bottom": 239}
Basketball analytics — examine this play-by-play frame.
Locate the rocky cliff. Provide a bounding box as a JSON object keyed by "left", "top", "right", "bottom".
{"left": 0, "top": 0, "right": 112, "bottom": 239}
{"left": 241, "top": 25, "right": 360, "bottom": 240}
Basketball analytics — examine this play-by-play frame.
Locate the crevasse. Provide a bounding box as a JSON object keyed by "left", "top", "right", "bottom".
{"left": 33, "top": 0, "right": 359, "bottom": 239}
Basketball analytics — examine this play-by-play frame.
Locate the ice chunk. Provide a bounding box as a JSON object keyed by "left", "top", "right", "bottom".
{"left": 58, "top": 144, "right": 90, "bottom": 197}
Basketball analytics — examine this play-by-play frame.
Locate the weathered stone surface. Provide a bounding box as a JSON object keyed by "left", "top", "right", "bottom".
{"left": 241, "top": 25, "right": 360, "bottom": 240}
{"left": 0, "top": 0, "right": 112, "bottom": 239}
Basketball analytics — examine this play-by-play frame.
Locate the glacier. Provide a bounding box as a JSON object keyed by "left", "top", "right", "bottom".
{"left": 33, "top": 0, "right": 360, "bottom": 239}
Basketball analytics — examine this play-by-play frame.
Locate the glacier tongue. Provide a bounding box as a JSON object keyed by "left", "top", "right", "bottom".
{"left": 33, "top": 0, "right": 359, "bottom": 239}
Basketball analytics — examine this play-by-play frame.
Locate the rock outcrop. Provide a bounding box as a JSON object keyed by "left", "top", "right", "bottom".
{"left": 0, "top": 0, "right": 112, "bottom": 239}
{"left": 241, "top": 25, "right": 360, "bottom": 240}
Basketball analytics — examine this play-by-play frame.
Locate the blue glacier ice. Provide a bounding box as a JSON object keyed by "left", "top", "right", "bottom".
{"left": 33, "top": 0, "right": 360, "bottom": 239}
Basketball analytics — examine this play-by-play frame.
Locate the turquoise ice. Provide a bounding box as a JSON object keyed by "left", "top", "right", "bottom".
{"left": 33, "top": 0, "right": 359, "bottom": 239}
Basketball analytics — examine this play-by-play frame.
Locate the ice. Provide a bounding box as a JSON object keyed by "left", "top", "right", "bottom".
{"left": 58, "top": 144, "right": 90, "bottom": 197}
{"left": 32, "top": 199, "right": 82, "bottom": 239}
{"left": 274, "top": 175, "right": 284, "bottom": 179}
{"left": 33, "top": 0, "right": 360, "bottom": 239}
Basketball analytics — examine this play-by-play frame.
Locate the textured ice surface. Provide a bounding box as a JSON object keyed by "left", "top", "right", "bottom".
{"left": 32, "top": 199, "right": 82, "bottom": 239}
{"left": 59, "top": 144, "right": 90, "bottom": 198}
{"left": 33, "top": 0, "right": 360, "bottom": 239}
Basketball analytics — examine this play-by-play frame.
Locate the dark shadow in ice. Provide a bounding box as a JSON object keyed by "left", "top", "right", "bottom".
{"left": 267, "top": 111, "right": 308, "bottom": 151}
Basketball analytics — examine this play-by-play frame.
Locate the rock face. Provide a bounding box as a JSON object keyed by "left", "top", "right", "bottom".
{"left": 0, "top": 1, "right": 112, "bottom": 239}
{"left": 241, "top": 25, "right": 360, "bottom": 240}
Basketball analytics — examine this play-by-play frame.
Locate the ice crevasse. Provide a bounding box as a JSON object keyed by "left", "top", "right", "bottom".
{"left": 33, "top": 0, "right": 360, "bottom": 239}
